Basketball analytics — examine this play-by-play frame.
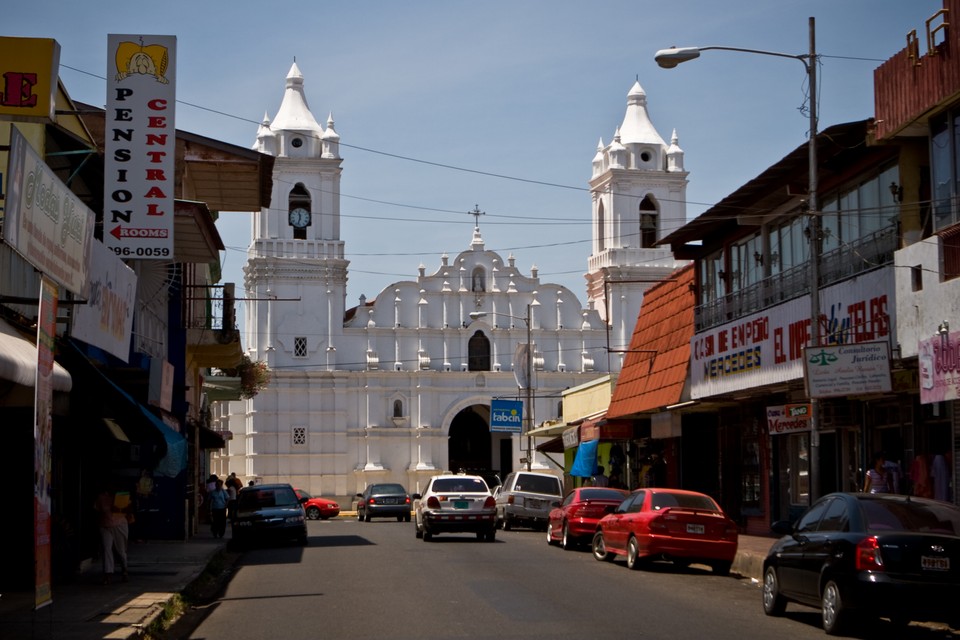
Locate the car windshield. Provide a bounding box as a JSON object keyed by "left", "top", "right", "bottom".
{"left": 579, "top": 488, "right": 626, "bottom": 502}
{"left": 862, "top": 499, "right": 960, "bottom": 535}
{"left": 373, "top": 484, "right": 407, "bottom": 494}
{"left": 298, "top": 489, "right": 313, "bottom": 499}
{"left": 514, "top": 475, "right": 561, "bottom": 495}
{"left": 239, "top": 486, "right": 300, "bottom": 509}
{"left": 432, "top": 478, "right": 488, "bottom": 493}
{"left": 651, "top": 492, "right": 719, "bottom": 512}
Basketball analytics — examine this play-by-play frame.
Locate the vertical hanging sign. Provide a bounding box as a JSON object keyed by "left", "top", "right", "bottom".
{"left": 104, "top": 34, "right": 176, "bottom": 260}
{"left": 34, "top": 276, "right": 57, "bottom": 609}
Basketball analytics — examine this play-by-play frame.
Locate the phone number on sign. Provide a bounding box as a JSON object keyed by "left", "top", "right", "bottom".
{"left": 110, "top": 247, "right": 171, "bottom": 257}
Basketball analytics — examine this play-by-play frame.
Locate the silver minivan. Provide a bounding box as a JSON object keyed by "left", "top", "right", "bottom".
{"left": 495, "top": 471, "right": 563, "bottom": 531}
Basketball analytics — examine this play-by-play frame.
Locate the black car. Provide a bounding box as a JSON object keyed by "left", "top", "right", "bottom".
{"left": 231, "top": 483, "right": 308, "bottom": 548}
{"left": 356, "top": 483, "right": 412, "bottom": 522}
{"left": 762, "top": 492, "right": 960, "bottom": 634}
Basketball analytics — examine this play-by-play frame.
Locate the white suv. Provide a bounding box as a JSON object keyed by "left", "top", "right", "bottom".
{"left": 495, "top": 471, "right": 563, "bottom": 531}
{"left": 413, "top": 473, "right": 497, "bottom": 542}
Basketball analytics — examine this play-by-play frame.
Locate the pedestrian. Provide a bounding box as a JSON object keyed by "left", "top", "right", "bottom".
{"left": 863, "top": 452, "right": 891, "bottom": 494}
{"left": 592, "top": 466, "right": 609, "bottom": 487}
{"left": 93, "top": 483, "right": 130, "bottom": 584}
{"left": 226, "top": 476, "right": 238, "bottom": 522}
{"left": 208, "top": 479, "right": 229, "bottom": 538}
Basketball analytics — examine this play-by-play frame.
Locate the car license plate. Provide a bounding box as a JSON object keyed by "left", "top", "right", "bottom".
{"left": 686, "top": 523, "right": 705, "bottom": 535}
{"left": 922, "top": 556, "right": 950, "bottom": 571}
{"left": 382, "top": 498, "right": 397, "bottom": 504}
{"left": 527, "top": 499, "right": 542, "bottom": 509}
{"left": 454, "top": 500, "right": 469, "bottom": 510}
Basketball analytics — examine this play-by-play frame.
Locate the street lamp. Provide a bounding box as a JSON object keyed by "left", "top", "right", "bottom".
{"left": 656, "top": 17, "right": 822, "bottom": 502}
{"left": 469, "top": 305, "right": 535, "bottom": 471}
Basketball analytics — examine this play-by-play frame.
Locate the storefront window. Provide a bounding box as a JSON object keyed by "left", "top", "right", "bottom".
{"left": 741, "top": 420, "right": 761, "bottom": 513}
{"left": 777, "top": 432, "right": 809, "bottom": 519}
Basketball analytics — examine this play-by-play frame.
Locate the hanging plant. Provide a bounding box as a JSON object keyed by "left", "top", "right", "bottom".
{"left": 225, "top": 355, "right": 271, "bottom": 399}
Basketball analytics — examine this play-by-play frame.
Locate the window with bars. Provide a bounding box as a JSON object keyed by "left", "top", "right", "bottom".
{"left": 294, "top": 336, "right": 307, "bottom": 358}
{"left": 292, "top": 426, "right": 306, "bottom": 447}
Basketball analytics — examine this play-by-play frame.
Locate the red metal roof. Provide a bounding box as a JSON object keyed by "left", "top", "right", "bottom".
{"left": 607, "top": 264, "right": 694, "bottom": 419}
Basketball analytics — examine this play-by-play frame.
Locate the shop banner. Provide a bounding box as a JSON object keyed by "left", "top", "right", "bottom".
{"left": 767, "top": 404, "right": 811, "bottom": 436}
{"left": 804, "top": 341, "right": 891, "bottom": 399}
{"left": 70, "top": 239, "right": 137, "bottom": 361}
{"left": 34, "top": 276, "right": 57, "bottom": 609}
{"left": 490, "top": 399, "right": 523, "bottom": 433}
{"left": 919, "top": 330, "right": 960, "bottom": 404}
{"left": 103, "top": 34, "right": 176, "bottom": 260}
{"left": 3, "top": 126, "right": 94, "bottom": 296}
{"left": 0, "top": 37, "right": 60, "bottom": 122}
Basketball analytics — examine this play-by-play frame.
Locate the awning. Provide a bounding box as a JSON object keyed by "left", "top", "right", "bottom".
{"left": 199, "top": 425, "right": 226, "bottom": 450}
{"left": 570, "top": 438, "right": 599, "bottom": 478}
{"left": 0, "top": 318, "right": 72, "bottom": 391}
{"left": 525, "top": 422, "right": 568, "bottom": 439}
{"left": 535, "top": 436, "right": 564, "bottom": 454}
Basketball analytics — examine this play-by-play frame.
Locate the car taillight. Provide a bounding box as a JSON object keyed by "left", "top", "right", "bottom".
{"left": 427, "top": 496, "right": 441, "bottom": 509}
{"left": 649, "top": 516, "right": 668, "bottom": 533}
{"left": 404, "top": 497, "right": 411, "bottom": 504}
{"left": 855, "top": 536, "right": 884, "bottom": 571}
{"left": 483, "top": 496, "right": 496, "bottom": 509}
{"left": 507, "top": 495, "right": 515, "bottom": 505}
{"left": 368, "top": 498, "right": 376, "bottom": 505}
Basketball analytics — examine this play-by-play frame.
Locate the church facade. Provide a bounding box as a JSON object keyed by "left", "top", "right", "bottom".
{"left": 211, "top": 64, "right": 688, "bottom": 502}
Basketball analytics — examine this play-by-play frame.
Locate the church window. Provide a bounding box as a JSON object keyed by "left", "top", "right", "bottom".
{"left": 468, "top": 331, "right": 491, "bottom": 371}
{"left": 291, "top": 137, "right": 303, "bottom": 148}
{"left": 292, "top": 426, "right": 307, "bottom": 447}
{"left": 294, "top": 336, "right": 307, "bottom": 358}
{"left": 393, "top": 399, "right": 403, "bottom": 418}
{"left": 289, "top": 183, "right": 311, "bottom": 241}
{"left": 471, "top": 266, "right": 486, "bottom": 292}
{"left": 597, "top": 201, "right": 606, "bottom": 252}
{"left": 639, "top": 196, "right": 658, "bottom": 248}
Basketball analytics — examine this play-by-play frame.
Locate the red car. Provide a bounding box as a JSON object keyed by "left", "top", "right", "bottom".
{"left": 546, "top": 487, "right": 629, "bottom": 550}
{"left": 591, "top": 488, "right": 738, "bottom": 575}
{"left": 295, "top": 488, "right": 341, "bottom": 520}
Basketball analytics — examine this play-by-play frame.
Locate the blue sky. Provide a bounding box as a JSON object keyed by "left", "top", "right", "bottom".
{"left": 6, "top": 0, "right": 942, "bottom": 318}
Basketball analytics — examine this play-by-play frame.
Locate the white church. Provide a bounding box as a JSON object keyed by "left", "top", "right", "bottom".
{"left": 211, "top": 64, "right": 688, "bottom": 502}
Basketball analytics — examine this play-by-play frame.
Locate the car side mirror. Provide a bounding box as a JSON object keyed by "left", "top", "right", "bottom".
{"left": 356, "top": 493, "right": 363, "bottom": 498}
{"left": 412, "top": 493, "right": 422, "bottom": 500}
{"left": 770, "top": 520, "right": 793, "bottom": 535}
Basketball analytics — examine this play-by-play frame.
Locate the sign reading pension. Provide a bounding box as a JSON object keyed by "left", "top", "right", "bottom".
{"left": 104, "top": 34, "right": 176, "bottom": 260}
{"left": 490, "top": 399, "right": 523, "bottom": 433}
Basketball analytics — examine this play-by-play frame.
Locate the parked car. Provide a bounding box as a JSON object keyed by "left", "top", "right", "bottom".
{"left": 232, "top": 483, "right": 308, "bottom": 548}
{"left": 762, "top": 492, "right": 960, "bottom": 635}
{"left": 495, "top": 471, "right": 563, "bottom": 531}
{"left": 547, "top": 487, "right": 629, "bottom": 549}
{"left": 294, "top": 488, "right": 340, "bottom": 520}
{"left": 357, "top": 483, "right": 412, "bottom": 522}
{"left": 413, "top": 473, "right": 497, "bottom": 542}
{"left": 591, "top": 488, "right": 738, "bottom": 575}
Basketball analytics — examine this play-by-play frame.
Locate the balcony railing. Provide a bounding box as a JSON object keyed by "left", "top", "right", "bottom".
{"left": 183, "top": 282, "right": 237, "bottom": 331}
{"left": 695, "top": 225, "right": 897, "bottom": 332}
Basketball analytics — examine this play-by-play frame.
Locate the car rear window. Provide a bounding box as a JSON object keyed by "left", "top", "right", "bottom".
{"left": 862, "top": 499, "right": 960, "bottom": 535}
{"left": 514, "top": 474, "right": 561, "bottom": 495}
{"left": 651, "top": 492, "right": 719, "bottom": 512}
{"left": 374, "top": 484, "right": 407, "bottom": 494}
{"left": 579, "top": 488, "right": 626, "bottom": 502}
{"left": 239, "top": 486, "right": 300, "bottom": 509}
{"left": 432, "top": 478, "right": 488, "bottom": 493}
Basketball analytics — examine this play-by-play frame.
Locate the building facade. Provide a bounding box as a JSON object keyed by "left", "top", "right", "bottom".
{"left": 212, "top": 67, "right": 687, "bottom": 502}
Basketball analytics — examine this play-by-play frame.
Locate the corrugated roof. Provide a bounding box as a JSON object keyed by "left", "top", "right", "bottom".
{"left": 607, "top": 264, "right": 694, "bottom": 419}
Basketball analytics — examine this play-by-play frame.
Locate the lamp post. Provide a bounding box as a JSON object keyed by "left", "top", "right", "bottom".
{"left": 470, "top": 305, "right": 535, "bottom": 471}
{"left": 656, "top": 17, "right": 822, "bottom": 502}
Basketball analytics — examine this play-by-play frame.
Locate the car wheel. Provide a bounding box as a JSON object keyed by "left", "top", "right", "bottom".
{"left": 397, "top": 515, "right": 404, "bottom": 522}
{"left": 485, "top": 529, "right": 496, "bottom": 542}
{"left": 405, "top": 513, "right": 411, "bottom": 522}
{"left": 711, "top": 560, "right": 732, "bottom": 576}
{"left": 546, "top": 523, "right": 556, "bottom": 545}
{"left": 821, "top": 580, "right": 853, "bottom": 635}
{"left": 304, "top": 506, "right": 320, "bottom": 520}
{"left": 423, "top": 530, "right": 433, "bottom": 542}
{"left": 502, "top": 516, "right": 512, "bottom": 532}
{"left": 626, "top": 536, "right": 642, "bottom": 570}
{"left": 762, "top": 566, "right": 787, "bottom": 616}
{"left": 561, "top": 523, "right": 575, "bottom": 551}
{"left": 592, "top": 531, "right": 613, "bottom": 562}
{"left": 364, "top": 512, "right": 371, "bottom": 523}
{"left": 415, "top": 521, "right": 423, "bottom": 539}
{"left": 357, "top": 510, "right": 363, "bottom": 522}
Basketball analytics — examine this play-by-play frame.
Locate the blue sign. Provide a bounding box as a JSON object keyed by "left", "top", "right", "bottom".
{"left": 490, "top": 399, "right": 523, "bottom": 433}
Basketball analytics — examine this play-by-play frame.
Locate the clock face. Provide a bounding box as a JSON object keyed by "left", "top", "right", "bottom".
{"left": 289, "top": 207, "right": 310, "bottom": 228}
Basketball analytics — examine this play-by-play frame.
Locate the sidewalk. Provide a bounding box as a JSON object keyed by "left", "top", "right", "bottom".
{"left": 0, "top": 515, "right": 776, "bottom": 640}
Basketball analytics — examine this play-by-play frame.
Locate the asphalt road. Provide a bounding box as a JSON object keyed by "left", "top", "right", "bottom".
{"left": 176, "top": 519, "right": 957, "bottom": 640}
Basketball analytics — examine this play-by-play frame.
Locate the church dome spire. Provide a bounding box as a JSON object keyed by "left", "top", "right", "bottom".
{"left": 619, "top": 80, "right": 666, "bottom": 147}
{"left": 269, "top": 61, "right": 324, "bottom": 156}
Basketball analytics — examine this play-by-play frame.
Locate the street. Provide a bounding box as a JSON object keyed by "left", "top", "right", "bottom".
{"left": 167, "top": 519, "right": 957, "bottom": 640}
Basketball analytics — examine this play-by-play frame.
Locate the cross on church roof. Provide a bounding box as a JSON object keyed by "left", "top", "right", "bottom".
{"left": 468, "top": 204, "right": 485, "bottom": 229}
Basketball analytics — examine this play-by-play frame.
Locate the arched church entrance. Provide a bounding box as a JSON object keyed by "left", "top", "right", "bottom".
{"left": 448, "top": 405, "right": 513, "bottom": 488}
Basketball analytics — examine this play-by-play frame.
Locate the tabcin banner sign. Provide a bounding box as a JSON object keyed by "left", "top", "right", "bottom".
{"left": 104, "top": 34, "right": 176, "bottom": 260}
{"left": 3, "top": 126, "right": 94, "bottom": 296}
{"left": 919, "top": 331, "right": 960, "bottom": 404}
{"left": 70, "top": 239, "right": 137, "bottom": 362}
{"left": 490, "top": 399, "right": 523, "bottom": 433}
